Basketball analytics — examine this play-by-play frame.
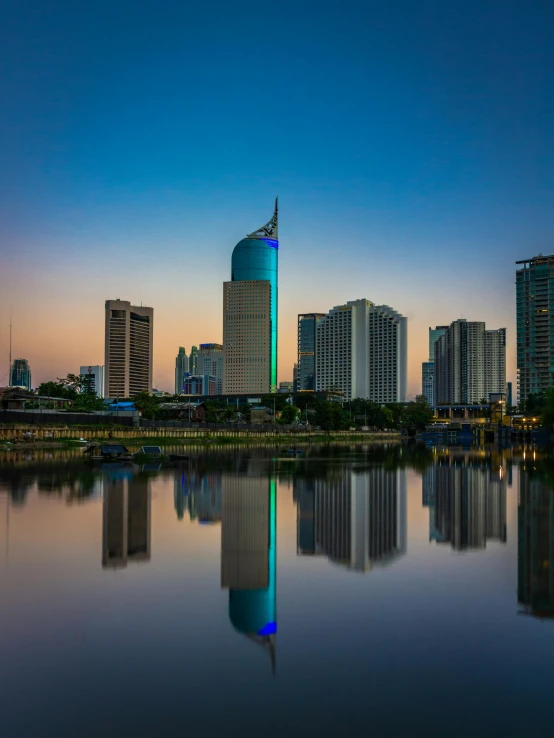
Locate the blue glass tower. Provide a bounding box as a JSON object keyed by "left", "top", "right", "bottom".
{"left": 231, "top": 199, "right": 278, "bottom": 392}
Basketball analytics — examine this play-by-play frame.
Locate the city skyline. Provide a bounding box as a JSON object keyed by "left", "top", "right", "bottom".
{"left": 2, "top": 2, "right": 552, "bottom": 395}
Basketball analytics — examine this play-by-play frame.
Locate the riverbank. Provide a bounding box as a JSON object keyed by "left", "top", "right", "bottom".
{"left": 0, "top": 426, "right": 400, "bottom": 448}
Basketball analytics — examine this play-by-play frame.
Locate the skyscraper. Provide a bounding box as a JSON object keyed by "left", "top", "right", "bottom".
{"left": 434, "top": 319, "right": 506, "bottom": 405}
{"left": 228, "top": 200, "right": 278, "bottom": 392}
{"left": 516, "top": 254, "right": 554, "bottom": 403}
{"left": 197, "top": 343, "right": 224, "bottom": 394}
{"left": 421, "top": 325, "right": 448, "bottom": 406}
{"left": 315, "top": 299, "right": 407, "bottom": 402}
{"left": 104, "top": 300, "right": 153, "bottom": 398}
{"left": 80, "top": 365, "right": 104, "bottom": 398}
{"left": 223, "top": 280, "right": 271, "bottom": 394}
{"left": 189, "top": 345, "right": 199, "bottom": 376}
{"left": 297, "top": 313, "right": 324, "bottom": 392}
{"left": 9, "top": 358, "right": 32, "bottom": 390}
{"left": 368, "top": 304, "right": 408, "bottom": 404}
{"left": 175, "top": 347, "right": 189, "bottom": 395}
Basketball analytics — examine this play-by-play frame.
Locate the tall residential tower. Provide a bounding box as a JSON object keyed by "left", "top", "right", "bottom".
{"left": 516, "top": 255, "right": 554, "bottom": 403}
{"left": 104, "top": 299, "right": 153, "bottom": 398}
{"left": 434, "top": 319, "right": 506, "bottom": 405}
{"left": 315, "top": 299, "right": 407, "bottom": 402}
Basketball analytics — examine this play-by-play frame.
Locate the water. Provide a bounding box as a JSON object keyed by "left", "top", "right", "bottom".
{"left": 0, "top": 443, "right": 553, "bottom": 737}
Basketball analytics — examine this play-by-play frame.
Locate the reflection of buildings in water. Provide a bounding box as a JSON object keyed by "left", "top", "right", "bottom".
{"left": 518, "top": 472, "right": 554, "bottom": 619}
{"left": 296, "top": 469, "right": 407, "bottom": 572}
{"left": 220, "top": 474, "right": 276, "bottom": 670}
{"left": 173, "top": 470, "right": 222, "bottom": 524}
{"left": 423, "top": 462, "right": 507, "bottom": 550}
{"left": 102, "top": 475, "right": 151, "bottom": 569}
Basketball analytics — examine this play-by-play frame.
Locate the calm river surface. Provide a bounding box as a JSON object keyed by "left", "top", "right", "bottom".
{"left": 1, "top": 443, "right": 553, "bottom": 737}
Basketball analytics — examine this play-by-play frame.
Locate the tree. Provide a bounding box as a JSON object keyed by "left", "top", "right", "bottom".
{"left": 540, "top": 388, "right": 554, "bottom": 427}
{"left": 133, "top": 391, "right": 160, "bottom": 419}
{"left": 260, "top": 394, "right": 290, "bottom": 412}
{"left": 36, "top": 381, "right": 75, "bottom": 400}
{"left": 278, "top": 404, "right": 299, "bottom": 425}
{"left": 72, "top": 393, "right": 105, "bottom": 412}
{"left": 314, "top": 400, "right": 348, "bottom": 430}
{"left": 402, "top": 396, "right": 433, "bottom": 430}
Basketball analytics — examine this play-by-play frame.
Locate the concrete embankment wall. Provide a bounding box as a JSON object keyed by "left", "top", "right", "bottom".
{"left": 0, "top": 425, "right": 400, "bottom": 442}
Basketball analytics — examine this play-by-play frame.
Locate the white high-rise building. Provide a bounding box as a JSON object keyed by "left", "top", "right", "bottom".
{"left": 80, "top": 365, "right": 104, "bottom": 398}
{"left": 368, "top": 305, "right": 408, "bottom": 404}
{"left": 315, "top": 299, "right": 407, "bottom": 402}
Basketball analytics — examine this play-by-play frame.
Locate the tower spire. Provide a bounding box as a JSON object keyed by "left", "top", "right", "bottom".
{"left": 246, "top": 199, "right": 278, "bottom": 240}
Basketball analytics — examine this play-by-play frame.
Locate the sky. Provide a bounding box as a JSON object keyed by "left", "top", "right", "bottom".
{"left": 0, "top": 0, "right": 553, "bottom": 394}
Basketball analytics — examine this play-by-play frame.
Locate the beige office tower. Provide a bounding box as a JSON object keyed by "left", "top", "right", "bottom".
{"left": 102, "top": 476, "right": 151, "bottom": 569}
{"left": 104, "top": 299, "right": 153, "bottom": 398}
{"left": 222, "top": 280, "right": 270, "bottom": 394}
{"left": 221, "top": 475, "right": 269, "bottom": 589}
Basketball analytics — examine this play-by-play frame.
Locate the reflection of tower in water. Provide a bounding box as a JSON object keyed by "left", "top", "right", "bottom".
{"left": 425, "top": 461, "right": 507, "bottom": 550}
{"left": 221, "top": 474, "right": 276, "bottom": 671}
{"left": 174, "top": 470, "right": 222, "bottom": 523}
{"left": 518, "top": 471, "right": 554, "bottom": 619}
{"left": 296, "top": 469, "right": 407, "bottom": 572}
{"left": 102, "top": 474, "right": 151, "bottom": 569}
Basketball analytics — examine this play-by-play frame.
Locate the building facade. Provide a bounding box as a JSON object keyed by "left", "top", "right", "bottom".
{"left": 368, "top": 304, "right": 408, "bottom": 404}
{"left": 315, "top": 299, "right": 407, "bottom": 402}
{"left": 421, "top": 325, "right": 448, "bottom": 406}
{"left": 434, "top": 319, "right": 506, "bottom": 405}
{"left": 422, "top": 362, "right": 435, "bottom": 407}
{"left": 9, "top": 358, "right": 32, "bottom": 390}
{"left": 279, "top": 381, "right": 294, "bottom": 393}
{"left": 175, "top": 347, "right": 189, "bottom": 395}
{"left": 104, "top": 299, "right": 153, "bottom": 398}
{"left": 183, "top": 374, "right": 216, "bottom": 396}
{"left": 80, "top": 365, "right": 104, "bottom": 398}
{"left": 223, "top": 280, "right": 271, "bottom": 394}
{"left": 229, "top": 200, "right": 278, "bottom": 392}
{"left": 197, "top": 343, "right": 224, "bottom": 395}
{"left": 297, "top": 313, "right": 324, "bottom": 392}
{"left": 516, "top": 254, "right": 554, "bottom": 403}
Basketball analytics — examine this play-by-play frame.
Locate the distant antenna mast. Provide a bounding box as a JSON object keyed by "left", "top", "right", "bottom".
{"left": 8, "top": 311, "right": 12, "bottom": 386}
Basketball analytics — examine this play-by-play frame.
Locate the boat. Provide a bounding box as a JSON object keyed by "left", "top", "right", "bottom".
{"left": 83, "top": 443, "right": 134, "bottom": 461}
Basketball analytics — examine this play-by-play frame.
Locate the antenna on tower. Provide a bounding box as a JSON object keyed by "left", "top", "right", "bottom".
{"left": 8, "top": 311, "right": 12, "bottom": 387}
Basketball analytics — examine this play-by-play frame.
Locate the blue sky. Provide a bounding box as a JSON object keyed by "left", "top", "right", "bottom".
{"left": 0, "top": 0, "right": 553, "bottom": 391}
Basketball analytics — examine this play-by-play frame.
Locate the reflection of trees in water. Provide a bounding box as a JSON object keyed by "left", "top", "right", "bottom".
{"left": 0, "top": 460, "right": 100, "bottom": 506}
